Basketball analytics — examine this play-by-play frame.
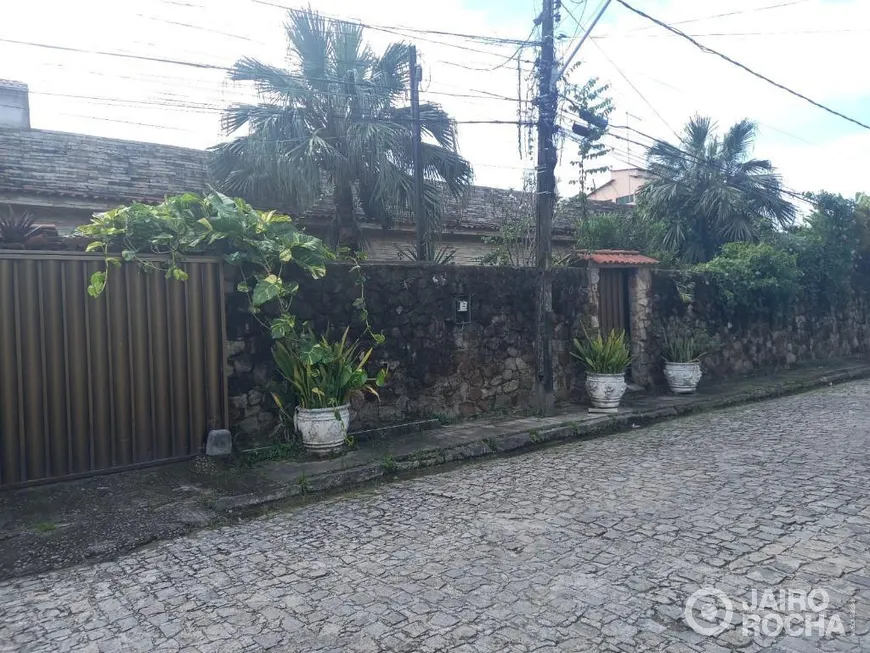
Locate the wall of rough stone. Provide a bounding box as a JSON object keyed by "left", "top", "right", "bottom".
{"left": 226, "top": 263, "right": 593, "bottom": 437}
{"left": 651, "top": 270, "right": 870, "bottom": 384}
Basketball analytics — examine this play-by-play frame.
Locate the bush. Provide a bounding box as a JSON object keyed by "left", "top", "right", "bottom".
{"left": 698, "top": 242, "right": 802, "bottom": 320}
{"left": 572, "top": 210, "right": 673, "bottom": 263}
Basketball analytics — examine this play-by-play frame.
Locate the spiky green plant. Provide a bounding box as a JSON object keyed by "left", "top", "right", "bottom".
{"left": 571, "top": 329, "right": 631, "bottom": 374}
{"left": 656, "top": 318, "right": 718, "bottom": 363}
{"left": 0, "top": 206, "right": 39, "bottom": 243}
{"left": 273, "top": 327, "right": 387, "bottom": 410}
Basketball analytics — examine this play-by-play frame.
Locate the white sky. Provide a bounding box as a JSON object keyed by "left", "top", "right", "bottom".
{"left": 2, "top": 0, "right": 868, "bottom": 199}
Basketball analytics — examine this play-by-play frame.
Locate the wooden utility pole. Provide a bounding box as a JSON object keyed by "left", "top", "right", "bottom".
{"left": 533, "top": 0, "right": 556, "bottom": 414}
{"left": 409, "top": 45, "right": 428, "bottom": 261}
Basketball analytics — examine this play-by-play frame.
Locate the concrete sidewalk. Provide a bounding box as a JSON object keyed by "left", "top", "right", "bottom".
{"left": 1, "top": 357, "right": 868, "bottom": 580}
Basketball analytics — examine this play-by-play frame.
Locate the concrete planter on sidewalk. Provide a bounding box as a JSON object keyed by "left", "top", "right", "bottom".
{"left": 586, "top": 372, "right": 628, "bottom": 409}
{"left": 664, "top": 361, "right": 703, "bottom": 394}
{"left": 294, "top": 404, "right": 350, "bottom": 453}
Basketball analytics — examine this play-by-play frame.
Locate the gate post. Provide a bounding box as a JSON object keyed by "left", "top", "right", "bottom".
{"left": 628, "top": 266, "right": 655, "bottom": 387}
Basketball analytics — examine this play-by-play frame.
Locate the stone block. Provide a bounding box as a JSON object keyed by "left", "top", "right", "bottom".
{"left": 226, "top": 340, "right": 246, "bottom": 357}
{"left": 205, "top": 429, "right": 232, "bottom": 456}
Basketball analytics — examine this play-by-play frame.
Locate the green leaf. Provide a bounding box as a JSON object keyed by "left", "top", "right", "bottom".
{"left": 121, "top": 249, "right": 136, "bottom": 261}
{"left": 197, "top": 217, "right": 213, "bottom": 231}
{"left": 372, "top": 332, "right": 386, "bottom": 345}
{"left": 252, "top": 278, "right": 281, "bottom": 306}
{"left": 171, "top": 268, "right": 189, "bottom": 281}
{"left": 85, "top": 241, "right": 104, "bottom": 253}
{"left": 87, "top": 271, "right": 106, "bottom": 298}
{"left": 375, "top": 368, "right": 388, "bottom": 386}
{"left": 269, "top": 314, "right": 296, "bottom": 339}
{"left": 105, "top": 257, "right": 121, "bottom": 268}
{"left": 237, "top": 281, "right": 250, "bottom": 293}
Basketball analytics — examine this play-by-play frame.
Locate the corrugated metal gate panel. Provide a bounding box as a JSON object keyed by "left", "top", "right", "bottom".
{"left": 0, "top": 253, "right": 227, "bottom": 487}
{"left": 598, "top": 268, "right": 630, "bottom": 337}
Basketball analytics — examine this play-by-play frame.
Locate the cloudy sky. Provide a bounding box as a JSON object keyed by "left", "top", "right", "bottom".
{"left": 2, "top": 0, "right": 868, "bottom": 199}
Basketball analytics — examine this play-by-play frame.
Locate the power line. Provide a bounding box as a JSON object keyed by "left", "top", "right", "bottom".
{"left": 0, "top": 37, "right": 232, "bottom": 71}
{"left": 613, "top": 0, "right": 870, "bottom": 131}
{"left": 596, "top": 28, "right": 870, "bottom": 39}
{"left": 585, "top": 62, "right": 821, "bottom": 147}
{"left": 251, "top": 0, "right": 536, "bottom": 46}
{"left": 587, "top": 39, "right": 678, "bottom": 138}
{"left": 620, "top": 0, "right": 813, "bottom": 33}
{"left": 28, "top": 85, "right": 531, "bottom": 128}
{"left": 250, "top": 0, "right": 538, "bottom": 64}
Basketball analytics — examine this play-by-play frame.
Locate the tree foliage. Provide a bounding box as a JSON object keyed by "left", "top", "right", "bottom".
{"left": 480, "top": 174, "right": 536, "bottom": 267}
{"left": 775, "top": 191, "right": 870, "bottom": 309}
{"left": 561, "top": 64, "right": 614, "bottom": 220}
{"left": 210, "top": 8, "right": 473, "bottom": 254}
{"left": 75, "top": 192, "right": 380, "bottom": 343}
{"left": 698, "top": 241, "right": 802, "bottom": 320}
{"left": 640, "top": 115, "right": 795, "bottom": 262}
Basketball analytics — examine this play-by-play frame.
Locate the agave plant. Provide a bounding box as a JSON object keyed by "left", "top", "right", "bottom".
{"left": 571, "top": 329, "right": 632, "bottom": 374}
{"left": 0, "top": 206, "right": 39, "bottom": 244}
{"left": 272, "top": 327, "right": 387, "bottom": 410}
{"left": 394, "top": 243, "right": 457, "bottom": 264}
{"left": 656, "top": 318, "right": 718, "bottom": 363}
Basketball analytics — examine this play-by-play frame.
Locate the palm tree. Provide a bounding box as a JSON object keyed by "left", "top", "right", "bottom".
{"left": 210, "top": 8, "right": 473, "bottom": 253}
{"left": 640, "top": 115, "right": 795, "bottom": 262}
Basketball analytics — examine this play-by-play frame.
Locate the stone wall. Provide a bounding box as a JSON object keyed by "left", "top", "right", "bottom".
{"left": 651, "top": 270, "right": 870, "bottom": 384}
{"left": 226, "top": 263, "right": 593, "bottom": 437}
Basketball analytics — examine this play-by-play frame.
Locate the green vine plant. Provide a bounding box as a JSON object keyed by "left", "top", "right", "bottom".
{"left": 75, "top": 192, "right": 383, "bottom": 343}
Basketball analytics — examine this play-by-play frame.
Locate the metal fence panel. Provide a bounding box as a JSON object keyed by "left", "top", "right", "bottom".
{"left": 0, "top": 252, "right": 227, "bottom": 487}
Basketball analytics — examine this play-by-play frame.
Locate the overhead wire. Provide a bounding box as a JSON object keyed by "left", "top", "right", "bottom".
{"left": 617, "top": 0, "right": 813, "bottom": 34}
{"left": 613, "top": 0, "right": 870, "bottom": 131}
{"left": 586, "top": 39, "right": 679, "bottom": 138}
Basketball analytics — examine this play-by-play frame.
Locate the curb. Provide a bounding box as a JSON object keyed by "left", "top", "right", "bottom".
{"left": 216, "top": 364, "right": 870, "bottom": 513}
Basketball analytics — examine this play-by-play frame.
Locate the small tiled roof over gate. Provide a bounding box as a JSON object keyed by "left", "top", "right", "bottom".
{"left": 571, "top": 249, "right": 660, "bottom": 266}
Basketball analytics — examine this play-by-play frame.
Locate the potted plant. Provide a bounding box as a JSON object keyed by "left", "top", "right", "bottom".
{"left": 273, "top": 328, "right": 387, "bottom": 453}
{"left": 658, "top": 319, "right": 716, "bottom": 394}
{"left": 572, "top": 329, "right": 632, "bottom": 411}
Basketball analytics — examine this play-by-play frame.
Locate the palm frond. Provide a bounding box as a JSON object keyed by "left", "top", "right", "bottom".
{"left": 372, "top": 42, "right": 411, "bottom": 95}
{"left": 286, "top": 8, "right": 333, "bottom": 83}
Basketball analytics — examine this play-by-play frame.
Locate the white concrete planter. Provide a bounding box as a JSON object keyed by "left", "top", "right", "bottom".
{"left": 294, "top": 404, "right": 350, "bottom": 453}
{"left": 586, "top": 372, "right": 627, "bottom": 409}
{"left": 664, "top": 361, "right": 702, "bottom": 394}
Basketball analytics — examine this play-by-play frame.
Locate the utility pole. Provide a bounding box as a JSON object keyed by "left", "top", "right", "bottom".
{"left": 409, "top": 45, "right": 428, "bottom": 261}
{"left": 533, "top": 0, "right": 556, "bottom": 414}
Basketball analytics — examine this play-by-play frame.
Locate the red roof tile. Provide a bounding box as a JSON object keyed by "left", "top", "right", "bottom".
{"left": 575, "top": 249, "right": 659, "bottom": 266}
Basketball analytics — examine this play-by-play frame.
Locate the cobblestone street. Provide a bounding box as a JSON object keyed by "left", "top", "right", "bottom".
{"left": 3, "top": 381, "right": 870, "bottom": 653}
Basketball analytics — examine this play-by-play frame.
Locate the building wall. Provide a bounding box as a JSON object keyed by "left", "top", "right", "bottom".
{"left": 588, "top": 168, "right": 651, "bottom": 205}
{"left": 225, "top": 263, "right": 594, "bottom": 437}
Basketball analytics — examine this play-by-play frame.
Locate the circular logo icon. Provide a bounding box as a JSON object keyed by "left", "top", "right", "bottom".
{"left": 684, "top": 588, "right": 734, "bottom": 637}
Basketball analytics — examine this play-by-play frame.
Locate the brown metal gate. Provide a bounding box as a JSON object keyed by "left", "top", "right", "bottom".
{"left": 598, "top": 268, "right": 631, "bottom": 338}
{"left": 0, "top": 252, "right": 227, "bottom": 487}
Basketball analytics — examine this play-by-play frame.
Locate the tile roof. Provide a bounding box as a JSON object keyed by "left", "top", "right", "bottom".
{"left": 0, "top": 127, "right": 210, "bottom": 205}
{"left": 574, "top": 249, "right": 659, "bottom": 266}
{"left": 0, "top": 127, "right": 630, "bottom": 233}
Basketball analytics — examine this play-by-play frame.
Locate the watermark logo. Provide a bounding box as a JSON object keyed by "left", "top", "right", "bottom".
{"left": 684, "top": 587, "right": 734, "bottom": 636}
{"left": 684, "top": 588, "right": 851, "bottom": 639}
